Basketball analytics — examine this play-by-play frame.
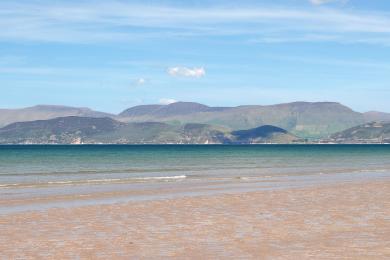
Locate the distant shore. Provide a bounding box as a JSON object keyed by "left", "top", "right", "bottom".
{"left": 1, "top": 142, "right": 390, "bottom": 145}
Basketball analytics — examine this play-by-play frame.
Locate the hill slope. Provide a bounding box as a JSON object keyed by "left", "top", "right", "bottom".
{"left": 0, "top": 105, "right": 114, "bottom": 128}
{"left": 330, "top": 122, "right": 390, "bottom": 143}
{"left": 363, "top": 111, "right": 390, "bottom": 123}
{"left": 231, "top": 125, "right": 297, "bottom": 143}
{"left": 0, "top": 117, "right": 124, "bottom": 144}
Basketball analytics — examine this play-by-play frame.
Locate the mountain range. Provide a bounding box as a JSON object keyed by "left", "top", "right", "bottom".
{"left": 0, "top": 117, "right": 298, "bottom": 144}
{"left": 0, "top": 101, "right": 389, "bottom": 144}
{"left": 119, "top": 101, "right": 367, "bottom": 138}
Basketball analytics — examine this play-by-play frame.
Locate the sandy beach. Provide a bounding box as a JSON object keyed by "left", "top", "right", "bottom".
{"left": 1, "top": 179, "right": 389, "bottom": 259}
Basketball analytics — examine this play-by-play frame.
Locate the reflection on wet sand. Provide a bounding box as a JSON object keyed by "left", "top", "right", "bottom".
{"left": 1, "top": 180, "right": 389, "bottom": 259}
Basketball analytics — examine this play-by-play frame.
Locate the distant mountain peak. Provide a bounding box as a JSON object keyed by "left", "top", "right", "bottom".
{"left": 0, "top": 105, "right": 114, "bottom": 128}
{"left": 363, "top": 111, "right": 390, "bottom": 123}
{"left": 30, "top": 105, "right": 93, "bottom": 112}
{"left": 119, "top": 101, "right": 210, "bottom": 118}
{"left": 118, "top": 104, "right": 164, "bottom": 117}
{"left": 159, "top": 101, "right": 209, "bottom": 113}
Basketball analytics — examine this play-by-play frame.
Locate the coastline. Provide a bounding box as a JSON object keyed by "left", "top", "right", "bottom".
{"left": 1, "top": 179, "right": 389, "bottom": 259}
{"left": 1, "top": 142, "right": 390, "bottom": 145}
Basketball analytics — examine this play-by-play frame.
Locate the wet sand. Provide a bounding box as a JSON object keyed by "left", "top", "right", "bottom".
{"left": 1, "top": 180, "right": 390, "bottom": 259}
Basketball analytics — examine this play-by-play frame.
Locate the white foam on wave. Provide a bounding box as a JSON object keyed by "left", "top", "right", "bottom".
{"left": 134, "top": 175, "right": 187, "bottom": 181}
{"left": 43, "top": 176, "right": 186, "bottom": 186}
{"left": 47, "top": 179, "right": 123, "bottom": 185}
{"left": 0, "top": 183, "right": 19, "bottom": 187}
{"left": 356, "top": 169, "right": 388, "bottom": 173}
{"left": 0, "top": 175, "right": 187, "bottom": 189}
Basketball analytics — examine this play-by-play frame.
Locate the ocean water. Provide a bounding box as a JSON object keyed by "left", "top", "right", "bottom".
{"left": 1, "top": 144, "right": 390, "bottom": 187}
{"left": 1, "top": 144, "right": 390, "bottom": 213}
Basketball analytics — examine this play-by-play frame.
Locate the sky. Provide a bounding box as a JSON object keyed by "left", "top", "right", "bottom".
{"left": 1, "top": 0, "right": 390, "bottom": 113}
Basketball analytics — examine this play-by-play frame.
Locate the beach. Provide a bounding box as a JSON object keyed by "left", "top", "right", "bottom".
{"left": 1, "top": 145, "right": 390, "bottom": 259}
{"left": 1, "top": 179, "right": 389, "bottom": 259}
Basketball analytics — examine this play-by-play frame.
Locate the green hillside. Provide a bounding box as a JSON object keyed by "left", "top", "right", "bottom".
{"left": 119, "top": 102, "right": 365, "bottom": 138}
{"left": 331, "top": 122, "right": 390, "bottom": 143}
{"left": 0, "top": 116, "right": 298, "bottom": 144}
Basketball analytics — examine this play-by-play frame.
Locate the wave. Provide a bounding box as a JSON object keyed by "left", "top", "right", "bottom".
{"left": 0, "top": 165, "right": 283, "bottom": 177}
{"left": 0, "top": 168, "right": 187, "bottom": 177}
{"left": 0, "top": 175, "right": 187, "bottom": 189}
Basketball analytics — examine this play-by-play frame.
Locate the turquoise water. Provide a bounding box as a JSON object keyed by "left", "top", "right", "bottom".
{"left": 1, "top": 145, "right": 390, "bottom": 187}
{"left": 1, "top": 144, "right": 390, "bottom": 213}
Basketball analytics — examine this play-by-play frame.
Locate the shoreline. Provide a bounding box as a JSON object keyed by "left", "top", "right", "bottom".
{"left": 1, "top": 169, "right": 389, "bottom": 215}
{"left": 1, "top": 143, "right": 390, "bottom": 145}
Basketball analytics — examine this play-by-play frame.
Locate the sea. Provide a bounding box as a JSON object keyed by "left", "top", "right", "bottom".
{"left": 1, "top": 144, "right": 390, "bottom": 213}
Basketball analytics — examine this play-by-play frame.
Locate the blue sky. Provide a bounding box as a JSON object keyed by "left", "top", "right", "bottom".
{"left": 1, "top": 0, "right": 390, "bottom": 113}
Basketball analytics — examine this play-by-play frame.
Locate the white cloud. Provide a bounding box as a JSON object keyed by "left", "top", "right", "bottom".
{"left": 0, "top": 1, "right": 389, "bottom": 45}
{"left": 167, "top": 67, "right": 206, "bottom": 78}
{"left": 136, "top": 78, "right": 146, "bottom": 85}
{"left": 159, "top": 98, "right": 178, "bottom": 105}
{"left": 309, "top": 0, "right": 348, "bottom": 5}
{"left": 310, "top": 0, "right": 334, "bottom": 5}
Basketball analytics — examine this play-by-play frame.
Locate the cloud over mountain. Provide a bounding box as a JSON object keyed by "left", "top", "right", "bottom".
{"left": 159, "top": 98, "right": 178, "bottom": 105}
